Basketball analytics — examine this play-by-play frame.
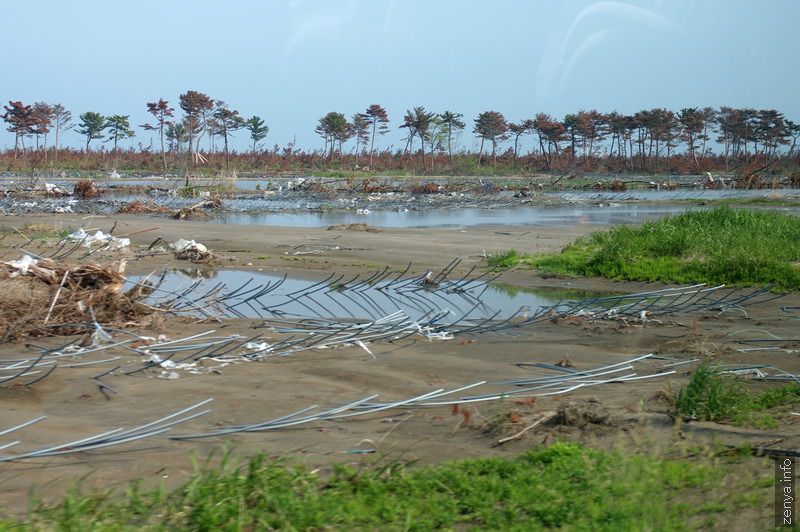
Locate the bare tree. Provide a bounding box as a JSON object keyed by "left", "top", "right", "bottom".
{"left": 51, "top": 104, "right": 73, "bottom": 163}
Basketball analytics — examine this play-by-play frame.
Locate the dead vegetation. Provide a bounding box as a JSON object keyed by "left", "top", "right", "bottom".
{"left": 327, "top": 223, "right": 383, "bottom": 233}
{"left": 116, "top": 196, "right": 222, "bottom": 220}
{"left": 411, "top": 183, "right": 442, "bottom": 194}
{"left": 0, "top": 259, "right": 158, "bottom": 340}
{"left": 174, "top": 196, "right": 222, "bottom": 220}
{"left": 73, "top": 180, "right": 102, "bottom": 199}
{"left": 117, "top": 199, "right": 173, "bottom": 214}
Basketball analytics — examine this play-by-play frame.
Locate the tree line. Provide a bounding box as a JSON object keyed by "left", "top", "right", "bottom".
{"left": 317, "top": 105, "right": 799, "bottom": 173}
{"left": 3, "top": 91, "right": 799, "bottom": 175}
{"left": 1, "top": 92, "right": 269, "bottom": 173}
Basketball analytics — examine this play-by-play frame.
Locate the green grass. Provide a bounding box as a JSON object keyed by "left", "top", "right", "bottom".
{"left": 14, "top": 442, "right": 772, "bottom": 531}
{"left": 499, "top": 206, "right": 800, "bottom": 289}
{"left": 487, "top": 249, "right": 523, "bottom": 269}
{"left": 672, "top": 361, "right": 800, "bottom": 428}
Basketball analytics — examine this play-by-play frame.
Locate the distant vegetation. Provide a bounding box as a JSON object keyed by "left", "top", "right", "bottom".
{"left": 1, "top": 95, "right": 799, "bottom": 177}
{"left": 489, "top": 206, "right": 800, "bottom": 290}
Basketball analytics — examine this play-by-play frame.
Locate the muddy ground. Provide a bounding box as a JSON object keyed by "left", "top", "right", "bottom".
{"left": 1, "top": 211, "right": 799, "bottom": 517}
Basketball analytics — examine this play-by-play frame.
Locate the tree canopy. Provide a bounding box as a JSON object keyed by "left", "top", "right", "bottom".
{"left": 76, "top": 111, "right": 106, "bottom": 151}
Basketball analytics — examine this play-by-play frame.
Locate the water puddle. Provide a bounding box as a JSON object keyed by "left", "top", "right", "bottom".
{"left": 206, "top": 203, "right": 707, "bottom": 228}
{"left": 131, "top": 269, "right": 619, "bottom": 324}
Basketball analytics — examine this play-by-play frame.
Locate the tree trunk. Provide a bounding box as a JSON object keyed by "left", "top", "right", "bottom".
{"left": 224, "top": 131, "right": 230, "bottom": 172}
{"left": 420, "top": 134, "right": 427, "bottom": 172}
{"left": 160, "top": 125, "right": 167, "bottom": 172}
{"left": 447, "top": 132, "right": 454, "bottom": 165}
{"left": 369, "top": 121, "right": 376, "bottom": 169}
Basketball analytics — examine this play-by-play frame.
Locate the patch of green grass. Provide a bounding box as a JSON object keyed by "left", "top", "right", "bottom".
{"left": 512, "top": 206, "right": 800, "bottom": 289}
{"left": 19, "top": 442, "right": 771, "bottom": 530}
{"left": 673, "top": 361, "right": 800, "bottom": 427}
{"left": 672, "top": 362, "right": 748, "bottom": 422}
{"left": 486, "top": 249, "right": 523, "bottom": 269}
{"left": 253, "top": 255, "right": 270, "bottom": 260}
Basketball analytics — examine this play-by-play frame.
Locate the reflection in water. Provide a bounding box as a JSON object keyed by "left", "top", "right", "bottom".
{"left": 208, "top": 204, "right": 708, "bottom": 229}
{"left": 490, "top": 282, "right": 621, "bottom": 303}
{"left": 131, "top": 269, "right": 612, "bottom": 322}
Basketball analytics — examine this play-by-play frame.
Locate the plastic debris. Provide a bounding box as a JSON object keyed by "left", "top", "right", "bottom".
{"left": 64, "top": 228, "right": 131, "bottom": 250}
{"left": 169, "top": 239, "right": 208, "bottom": 253}
{"left": 8, "top": 255, "right": 38, "bottom": 275}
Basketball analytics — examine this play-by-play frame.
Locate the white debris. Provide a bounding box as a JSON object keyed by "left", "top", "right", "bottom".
{"left": 64, "top": 228, "right": 130, "bottom": 250}
{"left": 245, "top": 342, "right": 272, "bottom": 352}
{"left": 355, "top": 339, "right": 375, "bottom": 359}
{"left": 8, "top": 254, "right": 38, "bottom": 275}
{"left": 169, "top": 239, "right": 208, "bottom": 253}
{"left": 719, "top": 368, "right": 766, "bottom": 378}
{"left": 45, "top": 183, "right": 68, "bottom": 195}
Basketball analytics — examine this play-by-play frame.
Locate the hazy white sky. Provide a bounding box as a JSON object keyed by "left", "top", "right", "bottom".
{"left": 2, "top": 0, "right": 797, "bottom": 153}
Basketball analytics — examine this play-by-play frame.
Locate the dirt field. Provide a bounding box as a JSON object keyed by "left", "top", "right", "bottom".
{"left": 1, "top": 211, "right": 799, "bottom": 517}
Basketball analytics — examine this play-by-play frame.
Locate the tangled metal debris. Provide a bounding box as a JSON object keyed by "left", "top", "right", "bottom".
{"left": 0, "top": 400, "right": 211, "bottom": 461}
{"left": 0, "top": 254, "right": 794, "bottom": 460}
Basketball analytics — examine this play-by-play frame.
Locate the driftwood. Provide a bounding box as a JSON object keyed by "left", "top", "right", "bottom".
{"left": 495, "top": 411, "right": 557, "bottom": 445}
{"left": 0, "top": 259, "right": 157, "bottom": 339}
{"left": 174, "top": 196, "right": 222, "bottom": 220}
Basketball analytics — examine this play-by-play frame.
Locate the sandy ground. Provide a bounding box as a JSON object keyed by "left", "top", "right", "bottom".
{"left": 1, "top": 212, "right": 799, "bottom": 518}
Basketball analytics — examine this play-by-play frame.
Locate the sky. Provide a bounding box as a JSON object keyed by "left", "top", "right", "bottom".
{"left": 2, "top": 0, "right": 798, "bottom": 154}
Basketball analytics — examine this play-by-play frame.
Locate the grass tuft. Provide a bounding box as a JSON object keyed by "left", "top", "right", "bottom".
{"left": 672, "top": 361, "right": 800, "bottom": 427}
{"left": 486, "top": 249, "right": 522, "bottom": 269}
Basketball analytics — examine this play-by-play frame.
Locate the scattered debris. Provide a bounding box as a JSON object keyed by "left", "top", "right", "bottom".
{"left": 556, "top": 399, "right": 612, "bottom": 427}
{"left": 169, "top": 239, "right": 218, "bottom": 263}
{"left": 0, "top": 257, "right": 156, "bottom": 339}
{"left": 174, "top": 196, "right": 222, "bottom": 220}
{"left": 555, "top": 354, "right": 577, "bottom": 369}
{"left": 63, "top": 228, "right": 131, "bottom": 250}
{"left": 327, "top": 223, "right": 382, "bottom": 232}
